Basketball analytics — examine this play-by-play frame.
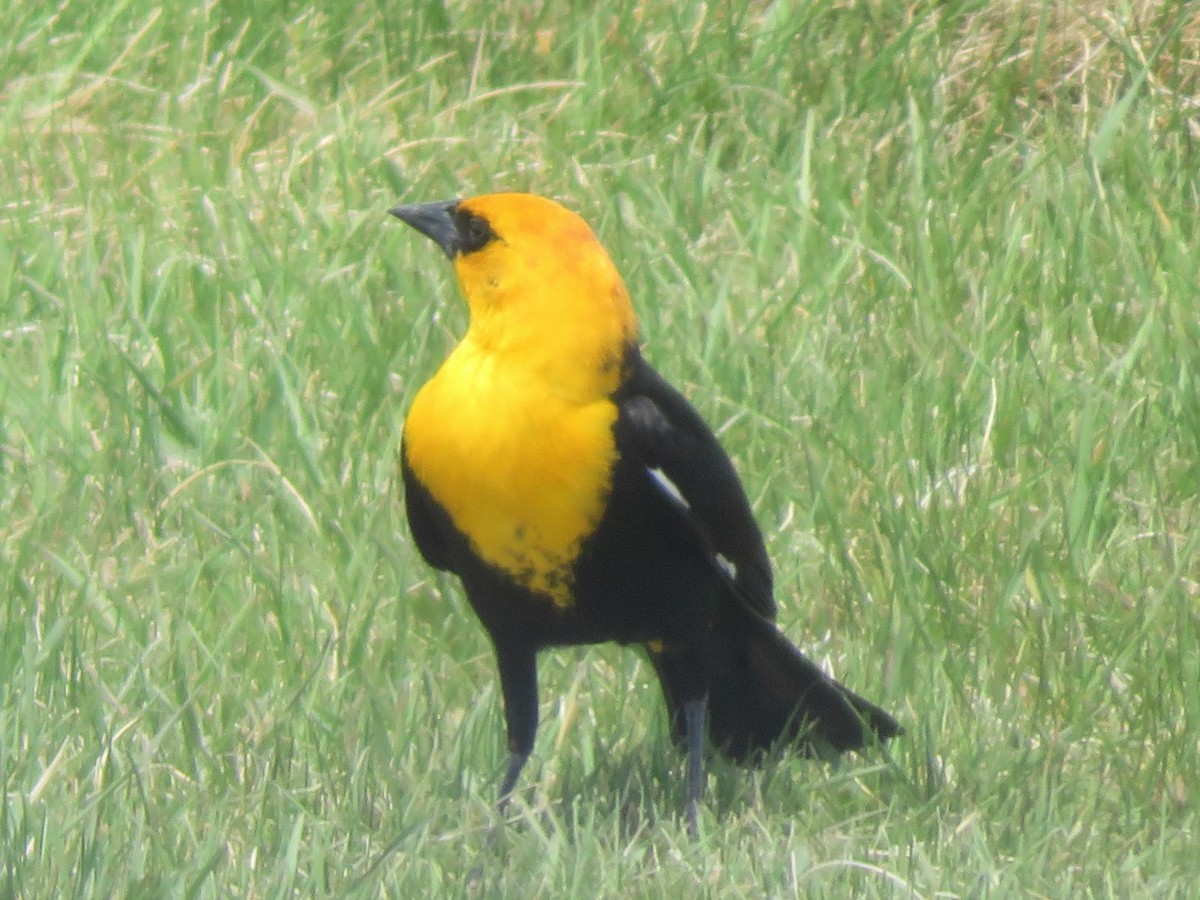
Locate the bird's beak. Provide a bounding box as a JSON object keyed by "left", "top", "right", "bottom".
{"left": 390, "top": 200, "right": 460, "bottom": 259}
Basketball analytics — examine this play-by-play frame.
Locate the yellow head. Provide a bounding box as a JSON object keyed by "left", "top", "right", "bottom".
{"left": 392, "top": 193, "right": 639, "bottom": 396}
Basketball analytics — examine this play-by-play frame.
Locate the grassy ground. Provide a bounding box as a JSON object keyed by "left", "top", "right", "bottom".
{"left": 3, "top": 0, "right": 1199, "bottom": 895}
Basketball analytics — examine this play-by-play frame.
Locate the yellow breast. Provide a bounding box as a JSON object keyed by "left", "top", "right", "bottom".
{"left": 403, "top": 337, "right": 619, "bottom": 607}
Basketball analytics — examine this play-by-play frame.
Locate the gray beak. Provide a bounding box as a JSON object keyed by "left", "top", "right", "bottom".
{"left": 390, "top": 200, "right": 461, "bottom": 258}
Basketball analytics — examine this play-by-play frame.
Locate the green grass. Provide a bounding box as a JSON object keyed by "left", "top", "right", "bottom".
{"left": 3, "top": 0, "right": 1199, "bottom": 895}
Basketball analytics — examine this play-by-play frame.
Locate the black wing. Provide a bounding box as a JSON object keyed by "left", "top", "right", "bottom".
{"left": 615, "top": 351, "right": 776, "bottom": 621}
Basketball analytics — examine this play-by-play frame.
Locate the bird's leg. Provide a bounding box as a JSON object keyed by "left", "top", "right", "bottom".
{"left": 498, "top": 751, "right": 528, "bottom": 808}
{"left": 683, "top": 698, "right": 707, "bottom": 837}
{"left": 495, "top": 642, "right": 539, "bottom": 813}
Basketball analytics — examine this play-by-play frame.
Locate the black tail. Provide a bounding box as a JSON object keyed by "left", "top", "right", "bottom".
{"left": 651, "top": 617, "right": 901, "bottom": 761}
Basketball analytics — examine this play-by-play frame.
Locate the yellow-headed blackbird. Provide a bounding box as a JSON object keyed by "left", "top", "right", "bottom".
{"left": 391, "top": 193, "right": 900, "bottom": 831}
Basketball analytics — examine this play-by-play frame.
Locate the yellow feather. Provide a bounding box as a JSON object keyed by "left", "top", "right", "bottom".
{"left": 403, "top": 194, "right": 637, "bottom": 606}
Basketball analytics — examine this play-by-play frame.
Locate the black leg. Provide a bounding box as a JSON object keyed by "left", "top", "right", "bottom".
{"left": 683, "top": 699, "right": 707, "bottom": 837}
{"left": 494, "top": 641, "right": 538, "bottom": 808}
{"left": 498, "top": 751, "right": 528, "bottom": 805}
{"left": 646, "top": 639, "right": 713, "bottom": 835}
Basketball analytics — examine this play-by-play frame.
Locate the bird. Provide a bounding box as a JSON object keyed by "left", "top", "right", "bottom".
{"left": 390, "top": 192, "right": 901, "bottom": 832}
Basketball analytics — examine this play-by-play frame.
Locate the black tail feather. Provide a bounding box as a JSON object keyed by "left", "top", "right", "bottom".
{"left": 652, "top": 619, "right": 901, "bottom": 761}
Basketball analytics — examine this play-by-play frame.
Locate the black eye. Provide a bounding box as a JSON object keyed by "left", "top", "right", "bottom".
{"left": 454, "top": 210, "right": 497, "bottom": 255}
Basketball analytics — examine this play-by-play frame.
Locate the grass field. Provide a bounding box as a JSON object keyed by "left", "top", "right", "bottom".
{"left": 3, "top": 0, "right": 1199, "bottom": 895}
